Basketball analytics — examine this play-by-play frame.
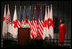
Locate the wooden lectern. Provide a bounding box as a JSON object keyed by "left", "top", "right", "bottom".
{"left": 18, "top": 28, "right": 30, "bottom": 45}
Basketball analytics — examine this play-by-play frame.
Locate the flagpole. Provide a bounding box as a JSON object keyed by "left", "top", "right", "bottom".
{"left": 7, "top": 4, "right": 8, "bottom": 40}
{"left": 1, "top": 21, "right": 4, "bottom": 48}
{"left": 7, "top": 19, "right": 9, "bottom": 40}
{"left": 1, "top": 5, "right": 7, "bottom": 48}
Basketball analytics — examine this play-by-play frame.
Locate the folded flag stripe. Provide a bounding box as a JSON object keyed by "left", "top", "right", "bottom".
{"left": 17, "top": 21, "right": 21, "bottom": 28}
{"left": 32, "top": 20, "right": 37, "bottom": 39}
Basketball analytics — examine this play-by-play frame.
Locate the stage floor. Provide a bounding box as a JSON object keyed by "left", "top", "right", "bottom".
{"left": 2, "top": 39, "right": 71, "bottom": 48}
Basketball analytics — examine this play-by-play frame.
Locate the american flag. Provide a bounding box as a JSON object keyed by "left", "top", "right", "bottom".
{"left": 28, "top": 20, "right": 33, "bottom": 39}
{"left": 22, "top": 6, "right": 26, "bottom": 20}
{"left": 17, "top": 6, "right": 23, "bottom": 28}
{"left": 17, "top": 7, "right": 21, "bottom": 28}
{"left": 28, "top": 18, "right": 34, "bottom": 39}
{"left": 38, "top": 7, "right": 44, "bottom": 39}
{"left": 17, "top": 20, "right": 21, "bottom": 28}
{"left": 27, "top": 6, "right": 33, "bottom": 39}
{"left": 32, "top": 19, "right": 37, "bottom": 39}
{"left": 32, "top": 7, "right": 37, "bottom": 39}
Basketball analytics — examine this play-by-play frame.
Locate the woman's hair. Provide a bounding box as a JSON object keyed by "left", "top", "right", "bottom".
{"left": 24, "top": 19, "right": 27, "bottom": 22}
{"left": 60, "top": 18, "right": 64, "bottom": 24}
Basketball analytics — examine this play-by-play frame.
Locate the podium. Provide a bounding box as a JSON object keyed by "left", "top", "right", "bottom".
{"left": 18, "top": 28, "right": 30, "bottom": 45}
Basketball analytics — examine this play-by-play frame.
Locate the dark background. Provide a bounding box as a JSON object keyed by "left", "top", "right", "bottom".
{"left": 1, "top": 1, "right": 71, "bottom": 46}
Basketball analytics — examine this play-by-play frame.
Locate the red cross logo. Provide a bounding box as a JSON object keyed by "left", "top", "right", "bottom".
{"left": 3, "top": 17, "right": 5, "bottom": 21}
{"left": 13, "top": 20, "right": 18, "bottom": 28}
{"left": 48, "top": 19, "right": 53, "bottom": 29}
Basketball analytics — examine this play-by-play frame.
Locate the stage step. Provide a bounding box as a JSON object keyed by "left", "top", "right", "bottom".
{"left": 1, "top": 37, "right": 3, "bottom": 48}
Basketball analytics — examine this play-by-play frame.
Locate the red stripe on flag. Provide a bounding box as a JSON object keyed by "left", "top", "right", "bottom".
{"left": 18, "top": 22, "right": 21, "bottom": 28}
{"left": 32, "top": 20, "right": 37, "bottom": 39}
{"left": 39, "top": 21, "right": 44, "bottom": 31}
{"left": 38, "top": 20, "right": 44, "bottom": 39}
{"left": 38, "top": 31, "right": 43, "bottom": 39}
{"left": 28, "top": 21, "right": 34, "bottom": 39}
{"left": 38, "top": 26, "right": 43, "bottom": 35}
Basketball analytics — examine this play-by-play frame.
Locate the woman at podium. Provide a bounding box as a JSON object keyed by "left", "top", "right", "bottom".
{"left": 21, "top": 19, "right": 30, "bottom": 28}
